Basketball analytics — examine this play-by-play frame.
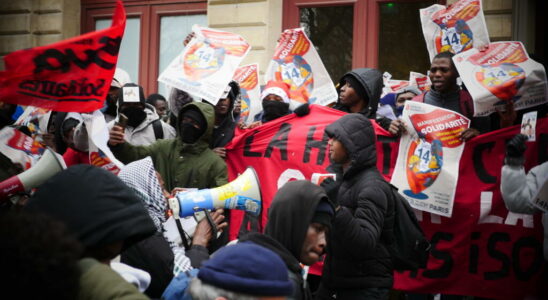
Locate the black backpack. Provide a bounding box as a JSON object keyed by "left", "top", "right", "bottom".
{"left": 385, "top": 182, "right": 431, "bottom": 271}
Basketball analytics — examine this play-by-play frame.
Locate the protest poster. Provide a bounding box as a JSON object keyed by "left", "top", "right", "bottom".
{"left": 0, "top": 1, "right": 125, "bottom": 112}
{"left": 82, "top": 111, "right": 124, "bottom": 174}
{"left": 410, "top": 71, "right": 432, "bottom": 92}
{"left": 226, "top": 111, "right": 547, "bottom": 299}
{"left": 454, "top": 41, "right": 548, "bottom": 116}
{"left": 14, "top": 106, "right": 52, "bottom": 141}
{"left": 391, "top": 101, "right": 470, "bottom": 217}
{"left": 0, "top": 127, "right": 46, "bottom": 170}
{"left": 265, "top": 28, "right": 337, "bottom": 108}
{"left": 158, "top": 25, "right": 250, "bottom": 105}
{"left": 233, "top": 64, "right": 261, "bottom": 124}
{"left": 420, "top": 0, "right": 489, "bottom": 61}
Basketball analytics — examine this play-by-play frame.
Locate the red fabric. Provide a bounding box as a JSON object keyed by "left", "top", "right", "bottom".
{"left": 0, "top": 1, "right": 125, "bottom": 113}
{"left": 226, "top": 106, "right": 547, "bottom": 299}
{"left": 63, "top": 148, "right": 91, "bottom": 167}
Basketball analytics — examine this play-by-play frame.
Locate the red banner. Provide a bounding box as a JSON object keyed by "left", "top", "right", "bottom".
{"left": 0, "top": 1, "right": 125, "bottom": 113}
{"left": 226, "top": 105, "right": 547, "bottom": 299}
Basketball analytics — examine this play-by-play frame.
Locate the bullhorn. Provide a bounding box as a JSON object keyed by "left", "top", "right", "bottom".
{"left": 0, "top": 148, "right": 66, "bottom": 202}
{"left": 168, "top": 167, "right": 261, "bottom": 218}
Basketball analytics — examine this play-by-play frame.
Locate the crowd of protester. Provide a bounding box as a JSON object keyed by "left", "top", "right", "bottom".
{"left": 0, "top": 29, "right": 547, "bottom": 300}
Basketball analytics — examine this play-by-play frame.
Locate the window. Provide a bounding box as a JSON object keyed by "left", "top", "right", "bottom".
{"left": 82, "top": 0, "right": 207, "bottom": 96}
{"left": 284, "top": 0, "right": 438, "bottom": 81}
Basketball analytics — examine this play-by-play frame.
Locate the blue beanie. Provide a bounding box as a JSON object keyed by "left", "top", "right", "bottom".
{"left": 198, "top": 243, "right": 293, "bottom": 297}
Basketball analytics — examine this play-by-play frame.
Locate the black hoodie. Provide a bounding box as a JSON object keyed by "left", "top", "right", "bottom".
{"left": 333, "top": 68, "right": 383, "bottom": 118}
{"left": 240, "top": 180, "right": 331, "bottom": 300}
{"left": 323, "top": 113, "right": 395, "bottom": 290}
{"left": 26, "top": 165, "right": 156, "bottom": 252}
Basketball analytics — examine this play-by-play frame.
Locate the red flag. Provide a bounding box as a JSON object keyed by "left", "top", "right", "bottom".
{"left": 0, "top": 1, "right": 126, "bottom": 112}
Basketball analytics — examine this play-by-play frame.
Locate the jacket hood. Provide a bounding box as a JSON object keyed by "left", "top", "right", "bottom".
{"left": 325, "top": 113, "right": 377, "bottom": 176}
{"left": 26, "top": 165, "right": 156, "bottom": 250}
{"left": 177, "top": 101, "right": 215, "bottom": 147}
{"left": 264, "top": 180, "right": 330, "bottom": 262}
{"left": 338, "top": 68, "right": 383, "bottom": 115}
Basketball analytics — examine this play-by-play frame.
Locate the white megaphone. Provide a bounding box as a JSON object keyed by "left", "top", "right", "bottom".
{"left": 0, "top": 148, "right": 67, "bottom": 202}
{"left": 168, "top": 167, "right": 262, "bottom": 218}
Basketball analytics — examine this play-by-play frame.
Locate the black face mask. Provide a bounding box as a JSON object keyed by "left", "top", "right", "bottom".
{"left": 104, "top": 95, "right": 118, "bottom": 116}
{"left": 180, "top": 122, "right": 203, "bottom": 144}
{"left": 262, "top": 100, "right": 289, "bottom": 122}
{"left": 121, "top": 106, "right": 146, "bottom": 128}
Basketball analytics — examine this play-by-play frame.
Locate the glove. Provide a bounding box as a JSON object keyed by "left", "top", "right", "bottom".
{"left": 320, "top": 177, "right": 341, "bottom": 209}
{"left": 294, "top": 103, "right": 310, "bottom": 117}
{"left": 505, "top": 134, "right": 527, "bottom": 167}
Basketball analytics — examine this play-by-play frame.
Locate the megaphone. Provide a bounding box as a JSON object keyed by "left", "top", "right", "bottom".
{"left": 168, "top": 167, "right": 261, "bottom": 218}
{"left": 0, "top": 148, "right": 67, "bottom": 202}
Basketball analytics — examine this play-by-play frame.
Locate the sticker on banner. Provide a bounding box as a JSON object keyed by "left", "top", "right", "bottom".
{"left": 123, "top": 87, "right": 140, "bottom": 103}
{"left": 521, "top": 111, "right": 537, "bottom": 142}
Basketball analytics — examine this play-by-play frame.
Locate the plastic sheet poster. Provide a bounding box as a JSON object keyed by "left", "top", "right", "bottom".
{"left": 420, "top": 0, "right": 489, "bottom": 61}
{"left": 265, "top": 28, "right": 337, "bottom": 108}
{"left": 410, "top": 72, "right": 431, "bottom": 92}
{"left": 233, "top": 64, "right": 261, "bottom": 124}
{"left": 0, "top": 127, "right": 46, "bottom": 170}
{"left": 158, "top": 25, "right": 250, "bottom": 105}
{"left": 453, "top": 41, "right": 548, "bottom": 116}
{"left": 14, "top": 106, "right": 52, "bottom": 141}
{"left": 391, "top": 101, "right": 470, "bottom": 217}
{"left": 82, "top": 110, "right": 124, "bottom": 174}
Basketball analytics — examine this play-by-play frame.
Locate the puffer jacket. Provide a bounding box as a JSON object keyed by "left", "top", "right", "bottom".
{"left": 501, "top": 162, "right": 548, "bottom": 260}
{"left": 110, "top": 102, "right": 228, "bottom": 191}
{"left": 322, "top": 113, "right": 395, "bottom": 289}
{"left": 108, "top": 104, "right": 176, "bottom": 146}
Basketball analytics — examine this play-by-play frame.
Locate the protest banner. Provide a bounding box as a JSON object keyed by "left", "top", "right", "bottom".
{"left": 265, "top": 28, "right": 337, "bottom": 108}
{"left": 159, "top": 26, "right": 250, "bottom": 105}
{"left": 0, "top": 1, "right": 125, "bottom": 112}
{"left": 233, "top": 64, "right": 261, "bottom": 124}
{"left": 226, "top": 106, "right": 547, "bottom": 299}
{"left": 420, "top": 0, "right": 489, "bottom": 61}
{"left": 391, "top": 101, "right": 470, "bottom": 217}
{"left": 410, "top": 71, "right": 432, "bottom": 92}
{"left": 453, "top": 41, "right": 548, "bottom": 116}
{"left": 82, "top": 111, "right": 124, "bottom": 174}
{"left": 0, "top": 127, "right": 46, "bottom": 170}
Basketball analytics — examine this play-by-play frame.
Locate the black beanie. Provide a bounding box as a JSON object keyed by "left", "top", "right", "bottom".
{"left": 310, "top": 199, "right": 335, "bottom": 229}
{"left": 181, "top": 107, "right": 207, "bottom": 131}
{"left": 343, "top": 75, "right": 369, "bottom": 104}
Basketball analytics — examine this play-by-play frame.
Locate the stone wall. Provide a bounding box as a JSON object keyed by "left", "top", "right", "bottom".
{"left": 207, "top": 0, "right": 282, "bottom": 84}
{"left": 0, "top": 0, "right": 80, "bottom": 70}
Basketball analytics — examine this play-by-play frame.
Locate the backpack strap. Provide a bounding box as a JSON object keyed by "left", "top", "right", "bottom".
{"left": 459, "top": 90, "right": 474, "bottom": 119}
{"left": 152, "top": 119, "right": 164, "bottom": 140}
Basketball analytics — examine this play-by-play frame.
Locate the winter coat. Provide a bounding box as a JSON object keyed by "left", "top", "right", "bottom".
{"left": 108, "top": 104, "right": 176, "bottom": 146}
{"left": 240, "top": 180, "right": 330, "bottom": 300}
{"left": 110, "top": 102, "right": 228, "bottom": 191}
{"left": 501, "top": 162, "right": 548, "bottom": 260}
{"left": 211, "top": 98, "right": 237, "bottom": 148}
{"left": 78, "top": 258, "right": 150, "bottom": 300}
{"left": 322, "top": 113, "right": 394, "bottom": 289}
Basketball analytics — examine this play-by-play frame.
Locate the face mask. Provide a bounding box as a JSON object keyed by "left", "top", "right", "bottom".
{"left": 180, "top": 122, "right": 203, "bottom": 144}
{"left": 262, "top": 100, "right": 289, "bottom": 122}
{"left": 102, "top": 95, "right": 118, "bottom": 116}
{"left": 121, "top": 106, "right": 146, "bottom": 128}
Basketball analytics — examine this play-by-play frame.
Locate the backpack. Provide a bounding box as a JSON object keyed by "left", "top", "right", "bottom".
{"left": 385, "top": 182, "right": 431, "bottom": 271}
{"left": 161, "top": 268, "right": 199, "bottom": 300}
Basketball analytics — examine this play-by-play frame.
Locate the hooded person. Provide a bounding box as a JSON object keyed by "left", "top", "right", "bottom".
{"left": 240, "top": 180, "right": 335, "bottom": 300}
{"left": 102, "top": 68, "right": 132, "bottom": 123}
{"left": 254, "top": 80, "right": 293, "bottom": 123}
{"left": 317, "top": 113, "right": 395, "bottom": 300}
{"left": 209, "top": 80, "right": 241, "bottom": 158}
{"left": 333, "top": 68, "right": 383, "bottom": 118}
{"left": 117, "top": 157, "right": 227, "bottom": 298}
{"left": 25, "top": 165, "right": 155, "bottom": 300}
{"left": 107, "top": 83, "right": 176, "bottom": 146}
{"left": 108, "top": 101, "right": 228, "bottom": 192}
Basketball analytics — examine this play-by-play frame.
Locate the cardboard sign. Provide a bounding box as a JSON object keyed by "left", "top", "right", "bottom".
{"left": 265, "top": 28, "right": 337, "bottom": 108}
{"left": 0, "top": 1, "right": 125, "bottom": 112}
{"left": 453, "top": 42, "right": 548, "bottom": 116}
{"left": 233, "top": 64, "right": 261, "bottom": 124}
{"left": 159, "top": 25, "right": 250, "bottom": 105}
{"left": 420, "top": 0, "right": 489, "bottom": 61}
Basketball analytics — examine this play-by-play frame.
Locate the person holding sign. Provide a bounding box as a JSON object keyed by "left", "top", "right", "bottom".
{"left": 501, "top": 134, "right": 548, "bottom": 261}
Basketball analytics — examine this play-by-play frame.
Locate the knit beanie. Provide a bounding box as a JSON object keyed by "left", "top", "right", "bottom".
{"left": 198, "top": 243, "right": 294, "bottom": 297}
{"left": 310, "top": 199, "right": 335, "bottom": 229}
{"left": 181, "top": 107, "right": 207, "bottom": 132}
{"left": 343, "top": 75, "right": 368, "bottom": 103}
